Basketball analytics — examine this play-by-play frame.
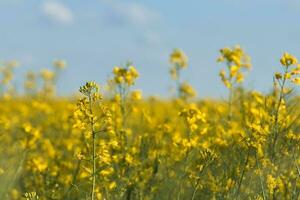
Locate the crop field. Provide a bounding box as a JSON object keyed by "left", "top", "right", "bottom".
{"left": 0, "top": 47, "right": 300, "bottom": 200}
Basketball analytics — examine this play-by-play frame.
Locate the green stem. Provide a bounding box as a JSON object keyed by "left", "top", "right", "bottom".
{"left": 88, "top": 94, "right": 96, "bottom": 200}
{"left": 234, "top": 149, "right": 250, "bottom": 199}
{"left": 191, "top": 180, "right": 200, "bottom": 200}
{"left": 1, "top": 150, "right": 28, "bottom": 200}
{"left": 256, "top": 153, "right": 267, "bottom": 200}
{"left": 272, "top": 67, "right": 288, "bottom": 160}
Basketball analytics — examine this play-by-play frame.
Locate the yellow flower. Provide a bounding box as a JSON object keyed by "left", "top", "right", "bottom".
{"left": 112, "top": 65, "right": 139, "bottom": 85}
{"left": 280, "top": 52, "right": 298, "bottom": 67}
{"left": 170, "top": 48, "right": 188, "bottom": 68}
{"left": 275, "top": 72, "right": 282, "bottom": 80}
{"left": 32, "top": 157, "right": 48, "bottom": 172}
{"left": 109, "top": 181, "right": 117, "bottom": 190}
{"left": 225, "top": 178, "right": 235, "bottom": 191}
{"left": 128, "top": 66, "right": 139, "bottom": 78}
{"left": 40, "top": 69, "right": 55, "bottom": 81}
{"left": 131, "top": 90, "right": 142, "bottom": 100}
{"left": 284, "top": 73, "right": 291, "bottom": 79}
{"left": 79, "top": 81, "right": 100, "bottom": 96}
{"left": 229, "top": 65, "right": 239, "bottom": 78}
{"left": 291, "top": 65, "right": 300, "bottom": 75}
{"left": 10, "top": 189, "right": 20, "bottom": 200}
{"left": 179, "top": 82, "right": 197, "bottom": 99}
{"left": 217, "top": 45, "right": 251, "bottom": 87}
{"left": 236, "top": 72, "right": 244, "bottom": 83}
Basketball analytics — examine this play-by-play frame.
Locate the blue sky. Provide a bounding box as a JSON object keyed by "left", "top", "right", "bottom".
{"left": 1, "top": 0, "right": 300, "bottom": 97}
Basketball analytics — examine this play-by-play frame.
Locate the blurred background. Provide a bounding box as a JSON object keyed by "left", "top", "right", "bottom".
{"left": 1, "top": 0, "right": 300, "bottom": 97}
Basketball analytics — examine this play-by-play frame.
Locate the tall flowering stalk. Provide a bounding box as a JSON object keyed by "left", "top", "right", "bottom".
{"left": 217, "top": 45, "right": 251, "bottom": 118}
{"left": 271, "top": 52, "right": 300, "bottom": 160}
{"left": 111, "top": 62, "right": 139, "bottom": 127}
{"left": 78, "top": 81, "right": 102, "bottom": 200}
{"left": 110, "top": 63, "right": 139, "bottom": 199}
{"left": 169, "top": 49, "right": 196, "bottom": 100}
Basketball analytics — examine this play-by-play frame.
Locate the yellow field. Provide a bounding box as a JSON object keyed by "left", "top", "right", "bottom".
{"left": 0, "top": 47, "right": 300, "bottom": 200}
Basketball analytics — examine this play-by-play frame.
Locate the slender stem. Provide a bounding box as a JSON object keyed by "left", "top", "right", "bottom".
{"left": 118, "top": 84, "right": 127, "bottom": 128}
{"left": 118, "top": 84, "right": 133, "bottom": 200}
{"left": 227, "top": 61, "right": 234, "bottom": 120}
{"left": 228, "top": 85, "right": 234, "bottom": 120}
{"left": 274, "top": 68, "right": 288, "bottom": 124}
{"left": 272, "top": 67, "right": 288, "bottom": 160}
{"left": 176, "top": 65, "right": 181, "bottom": 98}
{"left": 88, "top": 94, "right": 96, "bottom": 200}
{"left": 191, "top": 180, "right": 200, "bottom": 200}
{"left": 177, "top": 149, "right": 192, "bottom": 200}
{"left": 92, "top": 132, "right": 96, "bottom": 200}
{"left": 256, "top": 153, "right": 267, "bottom": 200}
{"left": 234, "top": 149, "right": 250, "bottom": 199}
{"left": 1, "top": 150, "right": 28, "bottom": 200}
{"left": 64, "top": 160, "right": 81, "bottom": 199}
{"left": 292, "top": 150, "right": 300, "bottom": 177}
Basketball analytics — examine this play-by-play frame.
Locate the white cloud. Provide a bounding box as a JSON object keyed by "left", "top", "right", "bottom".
{"left": 101, "top": 0, "right": 162, "bottom": 46}
{"left": 41, "top": 1, "right": 73, "bottom": 25}
{"left": 102, "top": 0, "right": 160, "bottom": 28}
{"left": 119, "top": 3, "right": 159, "bottom": 27}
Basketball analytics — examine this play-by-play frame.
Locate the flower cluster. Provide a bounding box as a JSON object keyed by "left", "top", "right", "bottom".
{"left": 112, "top": 65, "right": 139, "bottom": 86}
{"left": 275, "top": 52, "right": 300, "bottom": 85}
{"left": 170, "top": 48, "right": 188, "bottom": 69}
{"left": 169, "top": 49, "right": 196, "bottom": 100}
{"left": 179, "top": 104, "right": 206, "bottom": 132}
{"left": 217, "top": 46, "right": 251, "bottom": 88}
